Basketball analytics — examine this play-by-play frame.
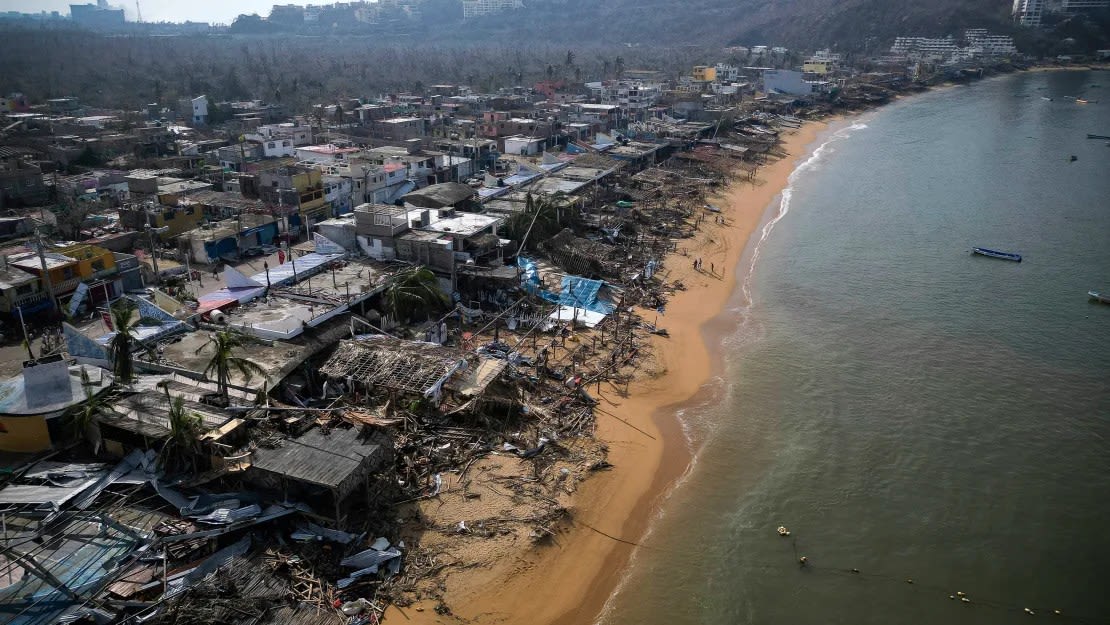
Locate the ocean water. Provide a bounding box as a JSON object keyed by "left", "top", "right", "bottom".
{"left": 599, "top": 70, "right": 1110, "bottom": 625}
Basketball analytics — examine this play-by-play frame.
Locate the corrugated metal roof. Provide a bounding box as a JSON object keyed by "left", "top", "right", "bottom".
{"left": 250, "top": 426, "right": 381, "bottom": 490}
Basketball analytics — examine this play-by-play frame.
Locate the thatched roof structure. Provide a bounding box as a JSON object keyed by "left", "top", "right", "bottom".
{"left": 319, "top": 337, "right": 468, "bottom": 396}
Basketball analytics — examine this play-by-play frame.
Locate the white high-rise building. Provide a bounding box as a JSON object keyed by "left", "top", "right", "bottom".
{"left": 1062, "top": 0, "right": 1109, "bottom": 9}
{"left": 965, "top": 29, "right": 1018, "bottom": 56}
{"left": 1012, "top": 0, "right": 1044, "bottom": 26}
{"left": 461, "top": 0, "right": 524, "bottom": 18}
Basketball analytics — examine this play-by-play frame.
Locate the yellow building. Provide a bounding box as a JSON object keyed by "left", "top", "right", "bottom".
{"left": 693, "top": 65, "right": 718, "bottom": 82}
{"left": 0, "top": 357, "right": 111, "bottom": 453}
{"left": 803, "top": 60, "right": 831, "bottom": 76}
{"left": 0, "top": 412, "right": 52, "bottom": 452}
{"left": 9, "top": 250, "right": 82, "bottom": 296}
{"left": 58, "top": 244, "right": 118, "bottom": 282}
{"left": 259, "top": 166, "right": 331, "bottom": 231}
{"left": 117, "top": 203, "right": 205, "bottom": 240}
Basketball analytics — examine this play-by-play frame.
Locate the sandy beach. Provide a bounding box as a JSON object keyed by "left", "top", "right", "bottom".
{"left": 383, "top": 118, "right": 831, "bottom": 625}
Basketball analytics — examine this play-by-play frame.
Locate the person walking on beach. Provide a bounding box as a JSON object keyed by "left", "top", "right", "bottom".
{"left": 710, "top": 262, "right": 715, "bottom": 275}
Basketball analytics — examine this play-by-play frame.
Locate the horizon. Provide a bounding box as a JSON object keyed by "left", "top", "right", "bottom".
{"left": 0, "top": 0, "right": 344, "bottom": 24}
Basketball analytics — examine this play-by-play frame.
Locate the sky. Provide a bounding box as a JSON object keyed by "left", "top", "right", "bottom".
{"left": 0, "top": 0, "right": 336, "bottom": 25}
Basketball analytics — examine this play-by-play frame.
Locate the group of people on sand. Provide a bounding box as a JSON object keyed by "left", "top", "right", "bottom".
{"left": 693, "top": 257, "right": 719, "bottom": 276}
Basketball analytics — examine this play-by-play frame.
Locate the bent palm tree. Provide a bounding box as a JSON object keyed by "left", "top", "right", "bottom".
{"left": 197, "top": 329, "right": 267, "bottom": 406}
{"left": 68, "top": 367, "right": 104, "bottom": 454}
{"left": 383, "top": 266, "right": 450, "bottom": 324}
{"left": 157, "top": 380, "right": 203, "bottom": 470}
{"left": 505, "top": 192, "right": 572, "bottom": 253}
{"left": 108, "top": 300, "right": 138, "bottom": 384}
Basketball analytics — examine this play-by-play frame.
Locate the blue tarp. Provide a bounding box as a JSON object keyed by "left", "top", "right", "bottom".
{"left": 517, "top": 256, "right": 540, "bottom": 292}
{"left": 517, "top": 258, "right": 613, "bottom": 315}
{"left": 551, "top": 276, "right": 615, "bottom": 314}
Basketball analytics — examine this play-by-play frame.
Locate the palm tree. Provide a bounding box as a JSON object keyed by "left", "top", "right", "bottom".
{"left": 108, "top": 300, "right": 138, "bottom": 384}
{"left": 383, "top": 266, "right": 450, "bottom": 324}
{"left": 157, "top": 380, "right": 203, "bottom": 471}
{"left": 68, "top": 367, "right": 104, "bottom": 454}
{"left": 196, "top": 329, "right": 267, "bottom": 406}
{"left": 505, "top": 192, "right": 573, "bottom": 252}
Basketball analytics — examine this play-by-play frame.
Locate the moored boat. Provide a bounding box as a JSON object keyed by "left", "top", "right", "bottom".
{"left": 1090, "top": 290, "right": 1110, "bottom": 304}
{"left": 972, "top": 247, "right": 1022, "bottom": 262}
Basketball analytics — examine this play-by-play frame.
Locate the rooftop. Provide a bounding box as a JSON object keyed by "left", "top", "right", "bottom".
{"left": 422, "top": 212, "right": 500, "bottom": 237}
{"left": 0, "top": 267, "right": 37, "bottom": 289}
{"left": 9, "top": 251, "right": 76, "bottom": 271}
{"left": 250, "top": 425, "right": 383, "bottom": 490}
{"left": 319, "top": 337, "right": 467, "bottom": 396}
{"left": 297, "top": 144, "right": 362, "bottom": 155}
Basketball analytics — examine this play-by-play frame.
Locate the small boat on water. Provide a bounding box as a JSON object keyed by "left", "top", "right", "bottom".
{"left": 1088, "top": 134, "right": 1110, "bottom": 140}
{"left": 1090, "top": 291, "right": 1110, "bottom": 304}
{"left": 1042, "top": 96, "right": 1054, "bottom": 101}
{"left": 1076, "top": 99, "right": 1099, "bottom": 104}
{"left": 972, "top": 247, "right": 1022, "bottom": 262}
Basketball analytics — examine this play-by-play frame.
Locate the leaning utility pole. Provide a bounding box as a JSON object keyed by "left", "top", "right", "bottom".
{"left": 34, "top": 230, "right": 61, "bottom": 315}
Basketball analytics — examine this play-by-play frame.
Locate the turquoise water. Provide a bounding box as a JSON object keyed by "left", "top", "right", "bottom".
{"left": 600, "top": 70, "right": 1110, "bottom": 625}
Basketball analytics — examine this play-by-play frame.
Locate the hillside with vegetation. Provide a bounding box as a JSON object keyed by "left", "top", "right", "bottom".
{"left": 454, "top": 0, "right": 1013, "bottom": 49}
{"left": 0, "top": 0, "right": 1106, "bottom": 110}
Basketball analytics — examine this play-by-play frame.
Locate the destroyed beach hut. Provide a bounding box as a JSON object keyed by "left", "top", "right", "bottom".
{"left": 93, "top": 374, "right": 253, "bottom": 460}
{"left": 0, "top": 449, "right": 305, "bottom": 625}
{"left": 542, "top": 227, "right": 619, "bottom": 279}
{"left": 318, "top": 337, "right": 518, "bottom": 415}
{"left": 145, "top": 554, "right": 347, "bottom": 625}
{"left": 247, "top": 425, "right": 391, "bottom": 528}
{"left": 0, "top": 513, "right": 145, "bottom": 625}
{"left": 318, "top": 337, "right": 469, "bottom": 404}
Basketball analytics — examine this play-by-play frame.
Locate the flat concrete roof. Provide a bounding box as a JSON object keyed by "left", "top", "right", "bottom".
{"left": 9, "top": 252, "right": 75, "bottom": 271}
{"left": 423, "top": 213, "right": 500, "bottom": 237}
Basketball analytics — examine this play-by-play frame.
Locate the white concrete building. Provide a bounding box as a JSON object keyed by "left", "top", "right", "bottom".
{"left": 965, "top": 29, "right": 1018, "bottom": 56}
{"left": 891, "top": 36, "right": 961, "bottom": 61}
{"left": 1012, "top": 0, "right": 1044, "bottom": 25}
{"left": 461, "top": 0, "right": 523, "bottom": 18}
{"left": 1062, "top": 0, "right": 1109, "bottom": 9}
{"left": 714, "top": 63, "right": 742, "bottom": 82}
{"left": 503, "top": 136, "right": 546, "bottom": 156}
{"left": 589, "top": 80, "right": 664, "bottom": 113}
{"left": 190, "top": 96, "right": 208, "bottom": 126}
{"left": 295, "top": 144, "right": 361, "bottom": 165}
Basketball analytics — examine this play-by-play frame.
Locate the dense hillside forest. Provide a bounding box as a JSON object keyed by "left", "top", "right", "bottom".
{"left": 224, "top": 0, "right": 1015, "bottom": 48}
{"left": 0, "top": 30, "right": 722, "bottom": 111}
{"left": 455, "top": 0, "right": 1012, "bottom": 49}
{"left": 0, "top": 0, "right": 1106, "bottom": 112}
